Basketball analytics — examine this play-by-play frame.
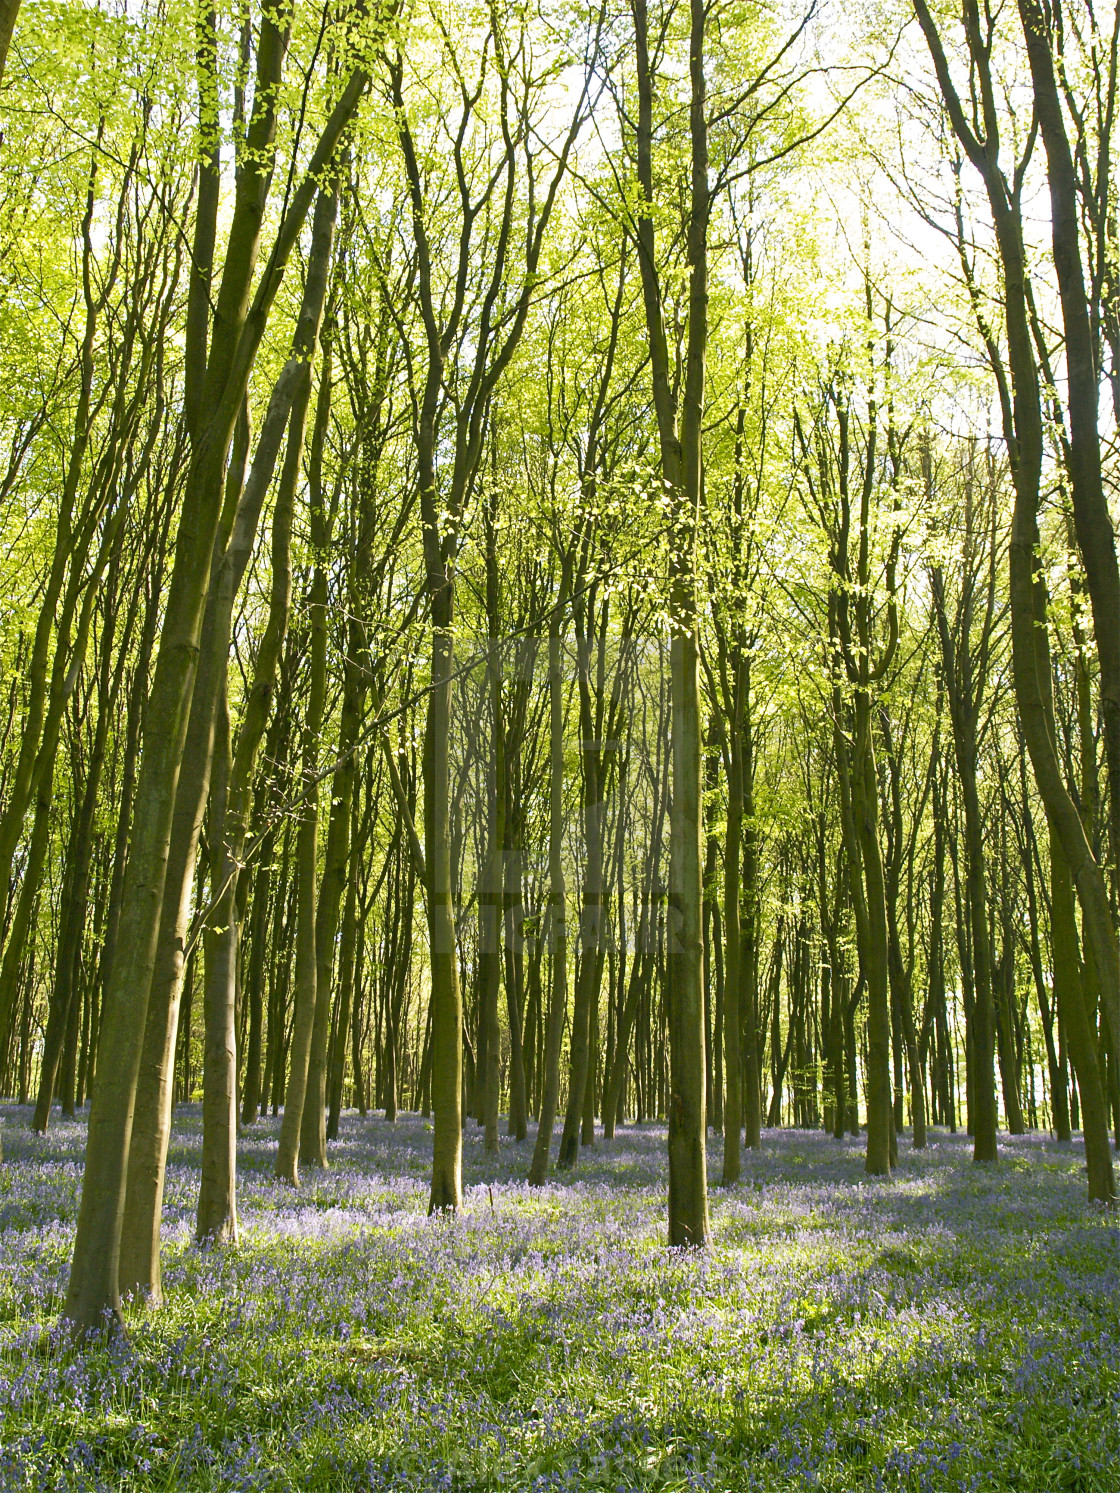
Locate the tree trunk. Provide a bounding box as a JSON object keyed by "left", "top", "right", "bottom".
{"left": 558, "top": 599, "right": 606, "bottom": 1169}
{"left": 239, "top": 833, "right": 272, "bottom": 1126}
{"left": 505, "top": 845, "right": 529, "bottom": 1142}
{"left": 631, "top": 0, "right": 711, "bottom": 1245}
{"left": 63, "top": 16, "right": 365, "bottom": 1331}
{"left": 425, "top": 593, "right": 463, "bottom": 1211}
{"left": 1018, "top": 0, "right": 1120, "bottom": 870}
{"left": 720, "top": 651, "right": 745, "bottom": 1183}
{"left": 326, "top": 828, "right": 360, "bottom": 1140}
{"left": 196, "top": 684, "right": 238, "bottom": 1245}
{"left": 480, "top": 546, "right": 504, "bottom": 1153}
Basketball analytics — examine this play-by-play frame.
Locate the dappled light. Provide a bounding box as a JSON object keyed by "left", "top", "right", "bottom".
{"left": 0, "top": 0, "right": 1117, "bottom": 1481}
{"left": 2, "top": 1108, "right": 1118, "bottom": 1489}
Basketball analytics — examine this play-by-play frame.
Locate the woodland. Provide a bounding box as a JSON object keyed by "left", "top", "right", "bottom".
{"left": 0, "top": 0, "right": 1118, "bottom": 1484}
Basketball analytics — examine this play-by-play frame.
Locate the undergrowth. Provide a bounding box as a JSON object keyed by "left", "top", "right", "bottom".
{"left": 1, "top": 1107, "right": 1117, "bottom": 1491}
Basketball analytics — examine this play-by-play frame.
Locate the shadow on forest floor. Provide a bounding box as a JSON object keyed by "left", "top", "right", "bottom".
{"left": 1, "top": 1104, "right": 1118, "bottom": 1492}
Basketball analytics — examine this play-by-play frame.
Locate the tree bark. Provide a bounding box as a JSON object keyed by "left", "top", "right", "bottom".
{"left": 720, "top": 649, "right": 745, "bottom": 1183}
{"left": 63, "top": 14, "right": 366, "bottom": 1332}
{"left": 196, "top": 686, "right": 239, "bottom": 1245}
{"left": 632, "top": 0, "right": 711, "bottom": 1246}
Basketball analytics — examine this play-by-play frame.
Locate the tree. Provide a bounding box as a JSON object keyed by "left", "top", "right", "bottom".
{"left": 63, "top": 3, "right": 371, "bottom": 1334}
{"left": 796, "top": 347, "right": 904, "bottom": 1176}
{"left": 629, "top": 0, "right": 712, "bottom": 1244}
{"left": 929, "top": 440, "right": 1004, "bottom": 1161}
{"left": 913, "top": 0, "right": 1119, "bottom": 1152}
{"left": 383, "top": 0, "right": 597, "bottom": 1211}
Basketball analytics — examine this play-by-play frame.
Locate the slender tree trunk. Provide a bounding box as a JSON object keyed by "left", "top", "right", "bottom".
{"left": 1022, "top": 788, "right": 1069, "bottom": 1140}
{"left": 721, "top": 652, "right": 745, "bottom": 1183}
{"left": 0, "top": 149, "right": 103, "bottom": 942}
{"left": 1051, "top": 830, "right": 1115, "bottom": 1199}
{"left": 913, "top": 0, "right": 1120, "bottom": 1132}
{"left": 275, "top": 731, "right": 321, "bottom": 1185}
{"left": 299, "top": 345, "right": 346, "bottom": 1172}
{"left": 741, "top": 718, "right": 762, "bottom": 1150}
{"left": 32, "top": 572, "right": 127, "bottom": 1131}
{"left": 327, "top": 787, "right": 362, "bottom": 1141}
{"left": 425, "top": 592, "right": 463, "bottom": 1210}
{"left": 529, "top": 610, "right": 570, "bottom": 1185}
{"left": 632, "top": 0, "right": 711, "bottom": 1245}
{"left": 558, "top": 608, "right": 603, "bottom": 1170}
{"left": 840, "top": 693, "right": 894, "bottom": 1176}
{"left": 196, "top": 685, "right": 238, "bottom": 1244}
{"left": 240, "top": 831, "right": 273, "bottom": 1126}
{"left": 505, "top": 846, "right": 529, "bottom": 1141}
{"left": 480, "top": 621, "right": 504, "bottom": 1154}
{"left": 64, "top": 18, "right": 365, "bottom": 1331}
{"left": 1017, "top": 0, "right": 1120, "bottom": 870}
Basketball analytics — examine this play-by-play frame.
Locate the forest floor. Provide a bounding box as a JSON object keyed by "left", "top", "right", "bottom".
{"left": 0, "top": 1106, "right": 1117, "bottom": 1492}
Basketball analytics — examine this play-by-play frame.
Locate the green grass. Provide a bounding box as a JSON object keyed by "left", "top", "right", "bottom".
{"left": 1, "top": 1107, "right": 1118, "bottom": 1491}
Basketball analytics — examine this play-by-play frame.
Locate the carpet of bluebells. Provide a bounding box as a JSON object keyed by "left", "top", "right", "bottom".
{"left": 1, "top": 1105, "right": 1118, "bottom": 1492}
